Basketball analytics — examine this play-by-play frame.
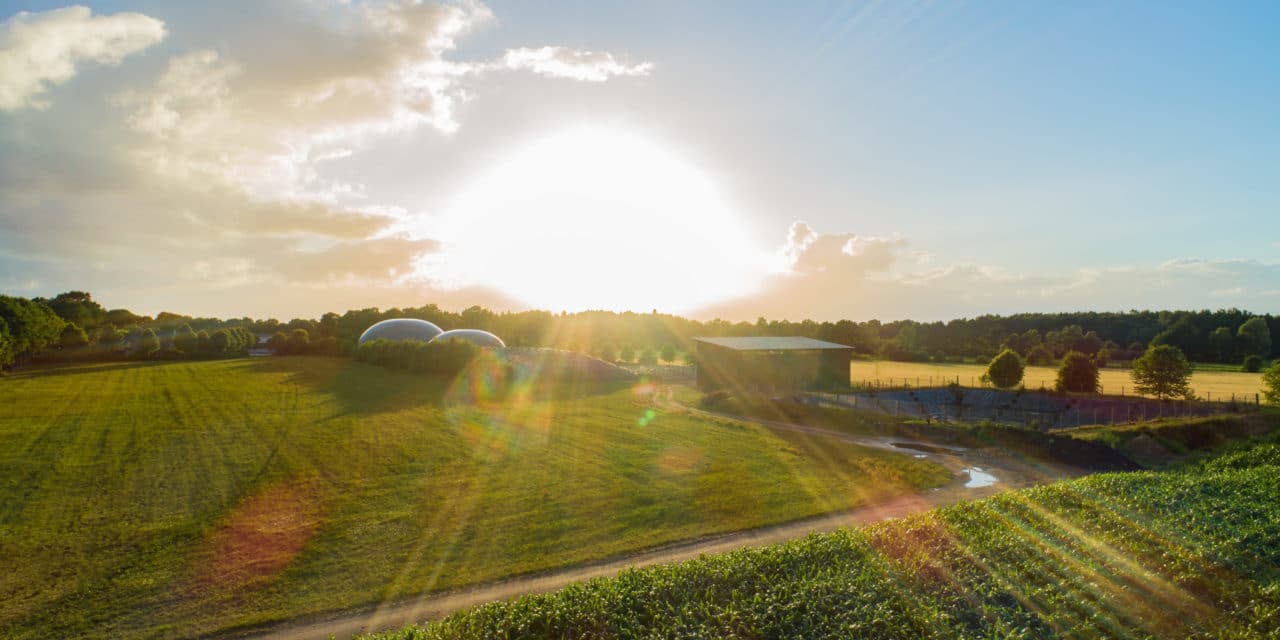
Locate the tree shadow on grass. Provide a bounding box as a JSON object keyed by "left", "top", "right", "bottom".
{"left": 247, "top": 356, "right": 635, "bottom": 417}
{"left": 248, "top": 356, "right": 451, "bottom": 416}
{"left": 4, "top": 360, "right": 175, "bottom": 380}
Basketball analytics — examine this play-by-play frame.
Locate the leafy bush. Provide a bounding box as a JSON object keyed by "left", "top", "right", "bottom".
{"left": 1243, "top": 354, "right": 1263, "bottom": 373}
{"left": 1055, "top": 351, "right": 1099, "bottom": 393}
{"left": 1025, "top": 344, "right": 1054, "bottom": 365}
{"left": 981, "top": 348, "right": 1024, "bottom": 389}
{"left": 355, "top": 338, "right": 487, "bottom": 377}
{"left": 1265, "top": 361, "right": 1280, "bottom": 406}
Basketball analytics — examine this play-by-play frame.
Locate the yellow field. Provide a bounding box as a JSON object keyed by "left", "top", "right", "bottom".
{"left": 849, "top": 360, "right": 1265, "bottom": 401}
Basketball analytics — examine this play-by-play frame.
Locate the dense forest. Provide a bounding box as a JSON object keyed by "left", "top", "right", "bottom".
{"left": 1, "top": 290, "right": 1275, "bottom": 369}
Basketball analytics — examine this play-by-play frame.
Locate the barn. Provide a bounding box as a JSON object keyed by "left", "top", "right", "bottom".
{"left": 692, "top": 337, "right": 854, "bottom": 394}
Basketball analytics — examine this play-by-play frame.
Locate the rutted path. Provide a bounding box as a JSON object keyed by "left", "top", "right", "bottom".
{"left": 238, "top": 388, "right": 1086, "bottom": 640}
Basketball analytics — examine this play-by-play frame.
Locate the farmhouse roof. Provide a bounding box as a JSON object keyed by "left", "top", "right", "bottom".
{"left": 692, "top": 336, "right": 854, "bottom": 351}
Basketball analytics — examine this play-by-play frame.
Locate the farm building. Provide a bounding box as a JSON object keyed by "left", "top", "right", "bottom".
{"left": 692, "top": 337, "right": 854, "bottom": 393}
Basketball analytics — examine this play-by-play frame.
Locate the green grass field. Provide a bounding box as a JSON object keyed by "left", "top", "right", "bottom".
{"left": 851, "top": 359, "right": 1266, "bottom": 400}
{"left": 0, "top": 357, "right": 947, "bottom": 639}
{"left": 373, "top": 442, "right": 1280, "bottom": 639}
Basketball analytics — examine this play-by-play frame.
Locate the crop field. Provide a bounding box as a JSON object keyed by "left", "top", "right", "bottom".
{"left": 374, "top": 443, "right": 1280, "bottom": 639}
{"left": 851, "top": 359, "right": 1266, "bottom": 400}
{"left": 0, "top": 358, "right": 947, "bottom": 639}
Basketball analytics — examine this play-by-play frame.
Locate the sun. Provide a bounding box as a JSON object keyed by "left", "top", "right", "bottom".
{"left": 429, "top": 126, "right": 764, "bottom": 313}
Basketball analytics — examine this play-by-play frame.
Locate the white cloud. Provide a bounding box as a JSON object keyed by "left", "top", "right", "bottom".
{"left": 696, "top": 221, "right": 1280, "bottom": 321}
{"left": 0, "top": 1, "right": 655, "bottom": 310}
{"left": 0, "top": 6, "right": 165, "bottom": 111}
{"left": 502, "top": 46, "right": 653, "bottom": 81}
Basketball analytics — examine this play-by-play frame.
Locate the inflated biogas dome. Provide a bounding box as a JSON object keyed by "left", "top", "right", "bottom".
{"left": 357, "top": 318, "right": 444, "bottom": 345}
{"left": 429, "top": 329, "right": 506, "bottom": 349}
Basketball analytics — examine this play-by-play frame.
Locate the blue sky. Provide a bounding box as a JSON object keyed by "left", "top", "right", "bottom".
{"left": 471, "top": 1, "right": 1280, "bottom": 265}
{"left": 0, "top": 1, "right": 1276, "bottom": 319}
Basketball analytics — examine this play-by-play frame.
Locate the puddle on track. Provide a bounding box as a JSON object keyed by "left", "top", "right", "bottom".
{"left": 963, "top": 467, "right": 997, "bottom": 488}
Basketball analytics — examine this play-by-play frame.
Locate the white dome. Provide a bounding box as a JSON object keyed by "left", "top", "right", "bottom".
{"left": 357, "top": 319, "right": 444, "bottom": 345}
{"left": 429, "top": 329, "right": 506, "bottom": 348}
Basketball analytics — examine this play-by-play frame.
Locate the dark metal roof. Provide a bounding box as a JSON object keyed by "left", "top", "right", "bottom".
{"left": 692, "top": 336, "right": 853, "bottom": 351}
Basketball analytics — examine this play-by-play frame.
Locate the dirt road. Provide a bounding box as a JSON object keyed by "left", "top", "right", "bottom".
{"left": 239, "top": 391, "right": 1084, "bottom": 640}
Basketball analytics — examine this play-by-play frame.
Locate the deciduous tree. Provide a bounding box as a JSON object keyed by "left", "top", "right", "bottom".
{"left": 1131, "top": 344, "right": 1193, "bottom": 400}
{"left": 1055, "top": 351, "right": 1099, "bottom": 393}
{"left": 982, "top": 348, "right": 1024, "bottom": 389}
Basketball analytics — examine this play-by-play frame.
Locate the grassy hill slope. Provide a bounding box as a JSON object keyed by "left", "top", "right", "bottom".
{"left": 0, "top": 358, "right": 946, "bottom": 639}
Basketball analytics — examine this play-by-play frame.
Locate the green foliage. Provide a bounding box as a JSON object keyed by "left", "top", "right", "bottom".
{"left": 42, "top": 291, "right": 107, "bottom": 328}
{"left": 0, "top": 317, "right": 12, "bottom": 368}
{"left": 123, "top": 326, "right": 160, "bottom": 359}
{"left": 373, "top": 449, "right": 1280, "bottom": 640}
{"left": 1198, "top": 443, "right": 1280, "bottom": 472}
{"left": 1130, "top": 344, "right": 1193, "bottom": 399}
{"left": 1264, "top": 362, "right": 1280, "bottom": 406}
{"left": 0, "top": 295, "right": 65, "bottom": 364}
{"left": 981, "top": 348, "right": 1024, "bottom": 389}
{"left": 598, "top": 343, "right": 617, "bottom": 362}
{"left": 172, "top": 324, "right": 198, "bottom": 354}
{"left": 1237, "top": 317, "right": 1272, "bottom": 358}
{"left": 660, "top": 343, "right": 676, "bottom": 363}
{"left": 1024, "top": 344, "right": 1054, "bottom": 365}
{"left": 1243, "top": 354, "right": 1263, "bottom": 373}
{"left": 58, "top": 322, "right": 90, "bottom": 349}
{"left": 1094, "top": 348, "right": 1110, "bottom": 368}
{"left": 1210, "top": 326, "right": 1235, "bottom": 362}
{"left": 267, "top": 331, "right": 289, "bottom": 354}
{"left": 1055, "top": 351, "right": 1099, "bottom": 393}
{"left": 355, "top": 338, "right": 486, "bottom": 376}
{"left": 0, "top": 358, "right": 944, "bottom": 638}
{"left": 1150, "top": 316, "right": 1201, "bottom": 356}
{"left": 619, "top": 344, "right": 635, "bottom": 362}
{"left": 638, "top": 347, "right": 657, "bottom": 364}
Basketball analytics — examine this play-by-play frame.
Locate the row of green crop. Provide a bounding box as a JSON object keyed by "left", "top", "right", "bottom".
{"left": 367, "top": 446, "right": 1280, "bottom": 639}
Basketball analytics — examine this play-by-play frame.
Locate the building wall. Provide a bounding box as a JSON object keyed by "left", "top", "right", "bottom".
{"left": 696, "top": 343, "right": 852, "bottom": 393}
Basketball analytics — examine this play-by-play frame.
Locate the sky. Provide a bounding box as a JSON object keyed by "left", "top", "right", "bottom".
{"left": 0, "top": 0, "right": 1277, "bottom": 321}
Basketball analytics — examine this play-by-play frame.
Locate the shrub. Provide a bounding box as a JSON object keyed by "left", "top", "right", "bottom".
{"left": 1055, "top": 351, "right": 1099, "bottom": 393}
{"left": 982, "top": 348, "right": 1024, "bottom": 389}
{"left": 355, "top": 338, "right": 485, "bottom": 377}
{"left": 638, "top": 348, "right": 657, "bottom": 365}
{"left": 1131, "top": 344, "right": 1193, "bottom": 400}
{"left": 620, "top": 344, "right": 636, "bottom": 362}
{"left": 1264, "top": 362, "right": 1280, "bottom": 406}
{"left": 599, "top": 343, "right": 617, "bottom": 362}
{"left": 660, "top": 344, "right": 677, "bottom": 363}
{"left": 1094, "top": 348, "right": 1110, "bottom": 368}
{"left": 1025, "top": 344, "right": 1054, "bottom": 366}
{"left": 1243, "top": 355, "right": 1263, "bottom": 373}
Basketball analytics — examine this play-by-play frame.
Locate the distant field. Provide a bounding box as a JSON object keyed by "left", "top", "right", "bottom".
{"left": 851, "top": 360, "right": 1265, "bottom": 401}
{"left": 0, "top": 358, "right": 946, "bottom": 639}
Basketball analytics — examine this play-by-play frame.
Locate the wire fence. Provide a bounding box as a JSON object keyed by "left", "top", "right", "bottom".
{"left": 803, "top": 386, "right": 1261, "bottom": 430}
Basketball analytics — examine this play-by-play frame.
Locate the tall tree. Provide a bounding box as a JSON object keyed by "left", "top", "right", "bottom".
{"left": 1055, "top": 352, "right": 1099, "bottom": 393}
{"left": 43, "top": 291, "right": 107, "bottom": 328}
{"left": 1237, "top": 317, "right": 1272, "bottom": 359}
{"left": 1209, "top": 326, "right": 1235, "bottom": 363}
{"left": 1131, "top": 344, "right": 1193, "bottom": 400}
{"left": 59, "top": 323, "right": 90, "bottom": 349}
{"left": 0, "top": 295, "right": 65, "bottom": 360}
